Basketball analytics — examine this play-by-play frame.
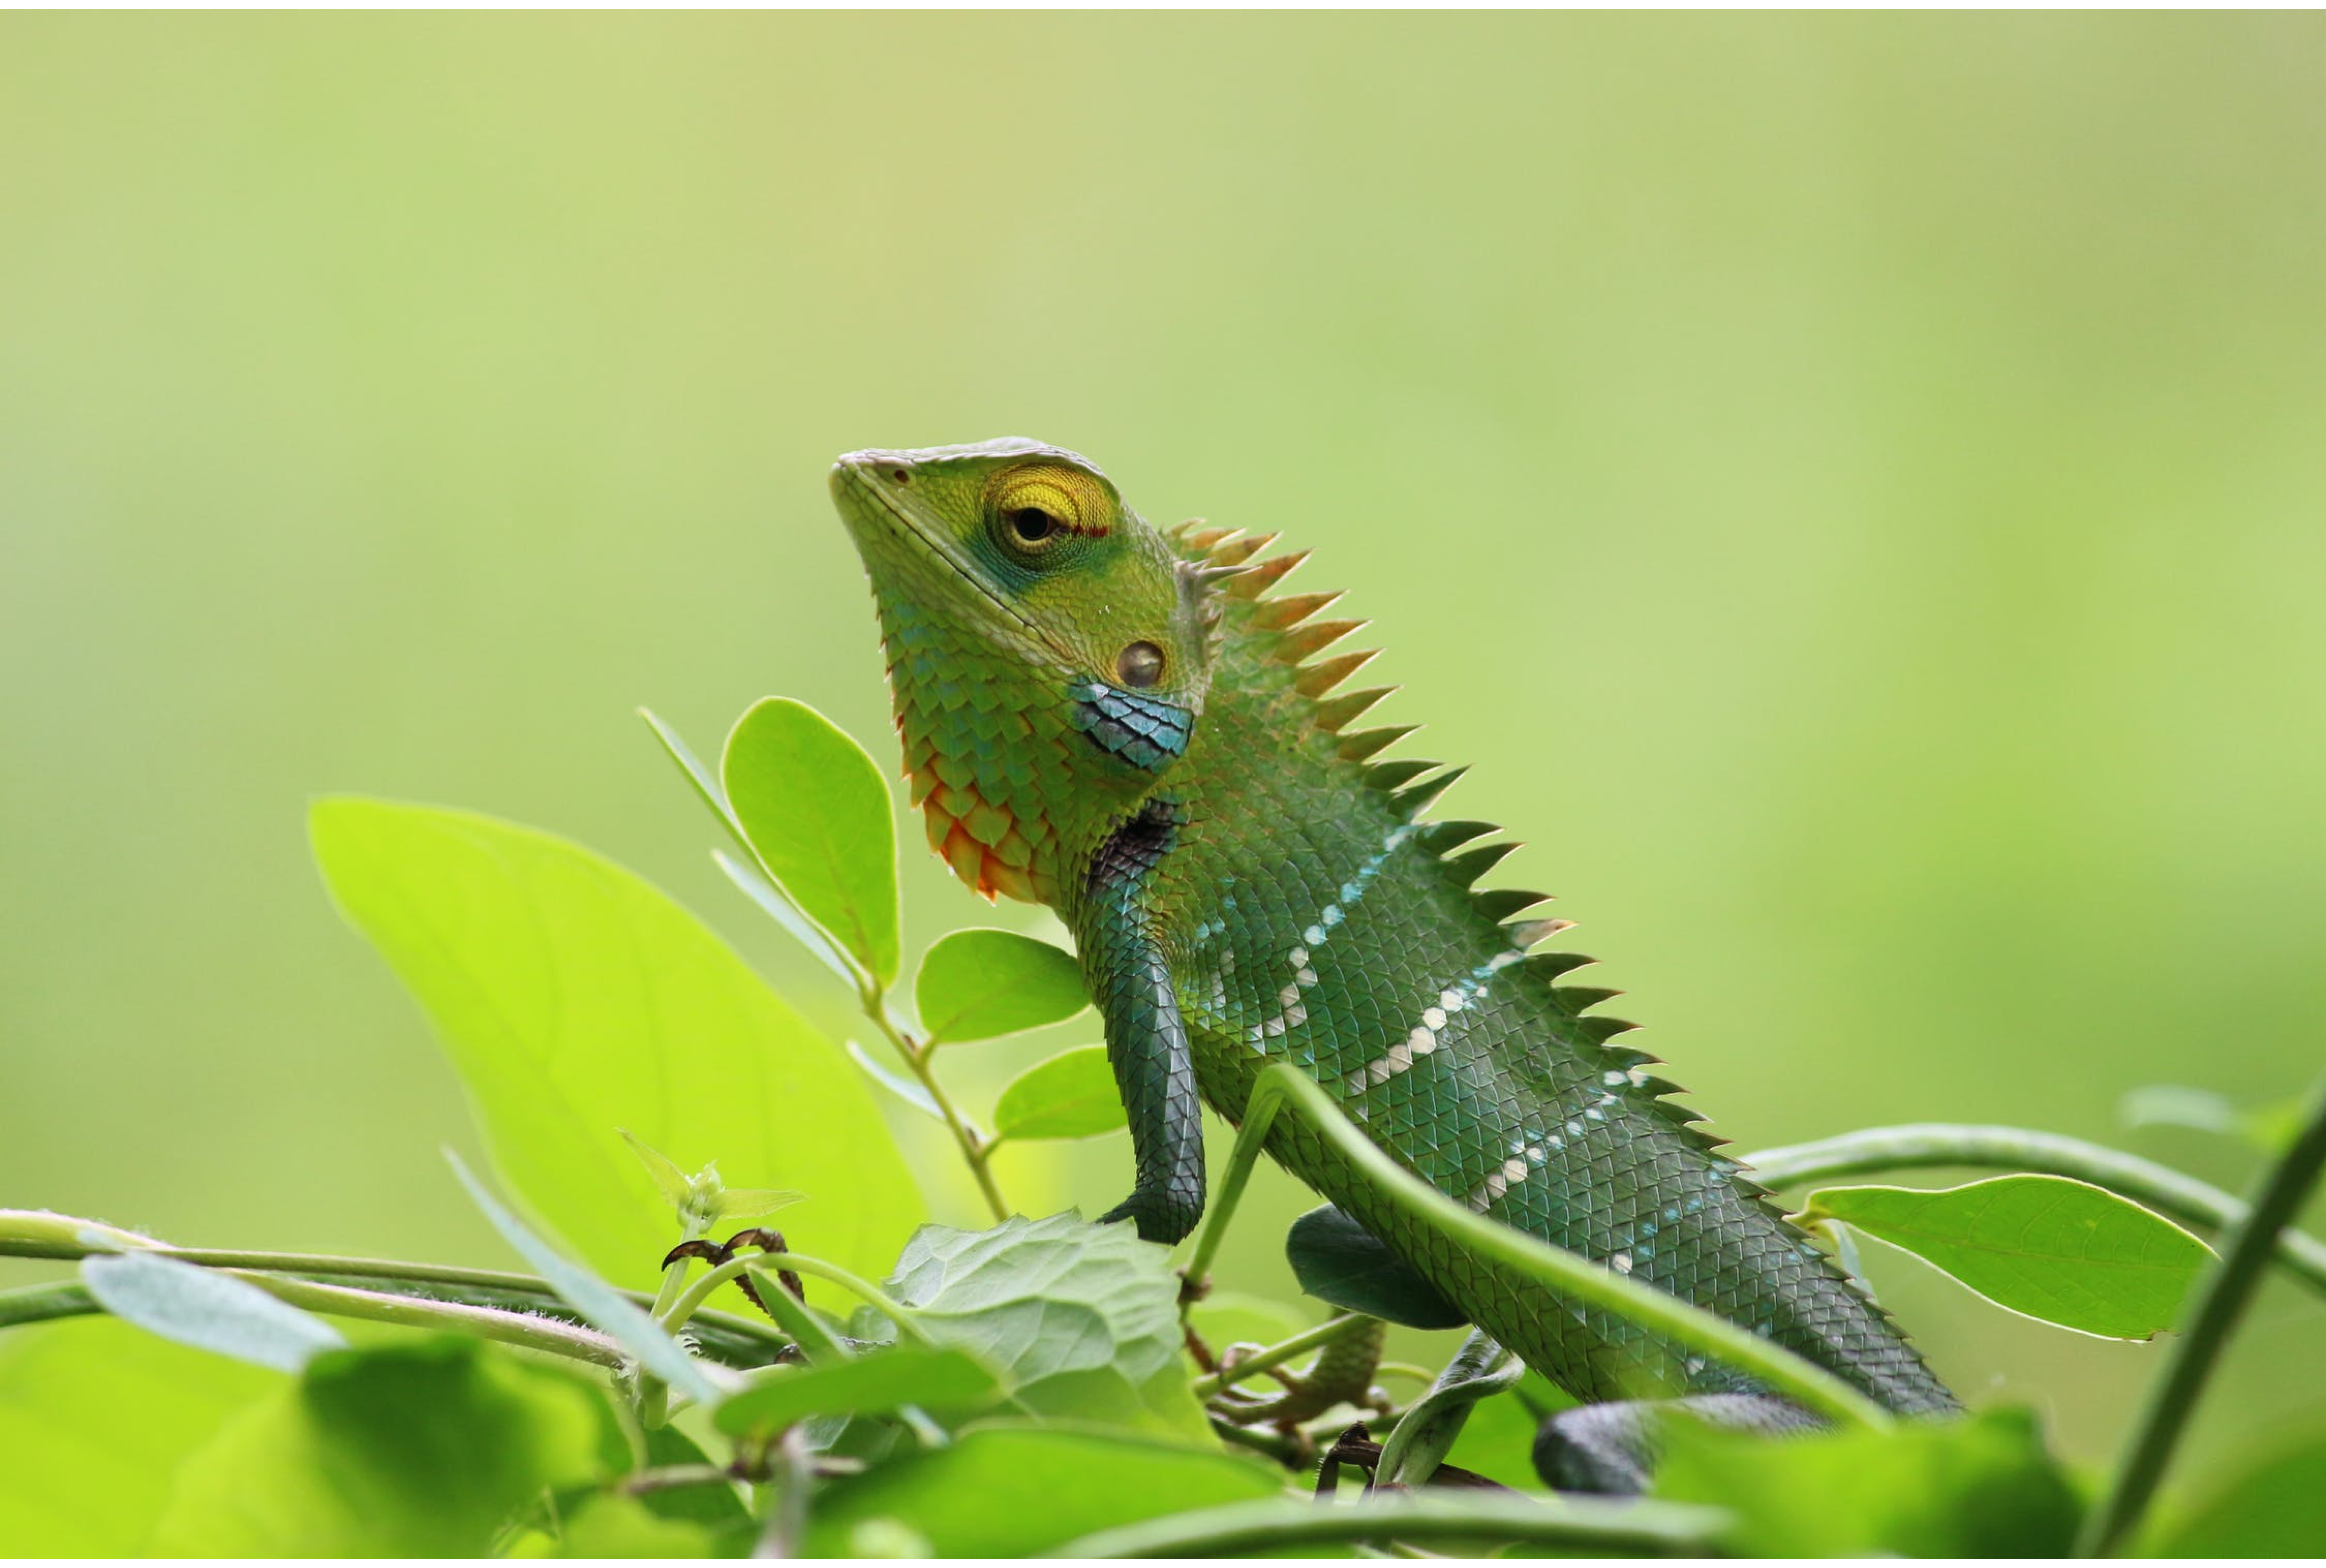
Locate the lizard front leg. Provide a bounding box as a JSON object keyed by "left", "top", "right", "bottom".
{"left": 1079, "top": 799, "right": 1205, "bottom": 1245}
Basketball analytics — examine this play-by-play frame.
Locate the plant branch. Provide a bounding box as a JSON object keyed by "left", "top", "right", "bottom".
{"left": 1045, "top": 1491, "right": 1727, "bottom": 1557}
{"left": 1742, "top": 1122, "right": 2326, "bottom": 1299}
{"left": 2076, "top": 1073, "right": 2326, "bottom": 1557}
{"left": 863, "top": 989, "right": 1011, "bottom": 1225}
{"left": 1192, "top": 1314, "right": 1365, "bottom": 1400}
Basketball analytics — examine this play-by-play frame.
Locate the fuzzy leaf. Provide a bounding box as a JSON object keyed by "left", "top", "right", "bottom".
{"left": 1798, "top": 1175, "right": 2213, "bottom": 1339}
{"left": 309, "top": 798, "right": 920, "bottom": 1301}
{"left": 871, "top": 1213, "right": 1207, "bottom": 1437}
{"left": 1287, "top": 1204, "right": 1467, "bottom": 1330}
{"left": 914, "top": 928, "right": 1089, "bottom": 1045}
{"left": 722, "top": 697, "right": 900, "bottom": 986}
{"left": 81, "top": 1253, "right": 345, "bottom": 1374}
{"left": 712, "top": 1347, "right": 1003, "bottom": 1438}
{"left": 992, "top": 1046, "right": 1126, "bottom": 1142}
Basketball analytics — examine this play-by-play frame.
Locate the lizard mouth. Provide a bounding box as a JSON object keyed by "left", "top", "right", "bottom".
{"left": 834, "top": 462, "right": 1071, "bottom": 663}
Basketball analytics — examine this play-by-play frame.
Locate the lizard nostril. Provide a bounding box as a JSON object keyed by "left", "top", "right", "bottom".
{"left": 890, "top": 468, "right": 911, "bottom": 485}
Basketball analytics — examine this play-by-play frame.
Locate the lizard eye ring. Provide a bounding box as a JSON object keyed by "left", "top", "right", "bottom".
{"left": 1117, "top": 641, "right": 1166, "bottom": 688}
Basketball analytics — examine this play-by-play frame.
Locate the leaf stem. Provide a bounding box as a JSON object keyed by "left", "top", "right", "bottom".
{"left": 1742, "top": 1122, "right": 2326, "bottom": 1299}
{"left": 864, "top": 989, "right": 1011, "bottom": 1224}
{"left": 2075, "top": 1073, "right": 2326, "bottom": 1556}
{"left": 1191, "top": 1313, "right": 1365, "bottom": 1400}
{"left": 662, "top": 1248, "right": 927, "bottom": 1346}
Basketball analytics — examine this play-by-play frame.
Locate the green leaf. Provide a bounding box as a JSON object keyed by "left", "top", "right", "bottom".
{"left": 2151, "top": 1422, "right": 2326, "bottom": 1556}
{"left": 715, "top": 847, "right": 865, "bottom": 990}
{"left": 721, "top": 697, "right": 900, "bottom": 986}
{"left": 873, "top": 1212, "right": 1208, "bottom": 1438}
{"left": 914, "top": 928, "right": 1089, "bottom": 1044}
{"left": 80, "top": 1252, "right": 346, "bottom": 1373}
{"left": 992, "top": 1045, "right": 1126, "bottom": 1142}
{"left": 801, "top": 1424, "right": 1281, "bottom": 1557}
{"left": 1797, "top": 1175, "right": 2215, "bottom": 1339}
{"left": 618, "top": 1127, "right": 695, "bottom": 1208}
{"left": 1286, "top": 1203, "right": 1467, "bottom": 1330}
{"left": 1653, "top": 1405, "right": 2081, "bottom": 1556}
{"left": 309, "top": 798, "right": 921, "bottom": 1300}
{"left": 712, "top": 1187, "right": 807, "bottom": 1224}
{"left": 449, "top": 1151, "right": 722, "bottom": 1407}
{"left": 551, "top": 1494, "right": 721, "bottom": 1558}
{"left": 0, "top": 1320, "right": 275, "bottom": 1553}
{"left": 712, "top": 1347, "right": 1003, "bottom": 1438}
{"left": 847, "top": 1038, "right": 944, "bottom": 1121}
{"left": 150, "top": 1338, "right": 612, "bottom": 1556}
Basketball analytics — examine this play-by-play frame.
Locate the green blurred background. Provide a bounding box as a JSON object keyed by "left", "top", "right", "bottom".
{"left": 5, "top": 12, "right": 2322, "bottom": 1480}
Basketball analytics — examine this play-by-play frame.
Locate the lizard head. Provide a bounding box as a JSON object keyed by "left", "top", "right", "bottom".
{"left": 830, "top": 438, "right": 1215, "bottom": 904}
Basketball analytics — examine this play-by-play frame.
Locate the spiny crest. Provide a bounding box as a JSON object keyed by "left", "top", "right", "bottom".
{"left": 1180, "top": 525, "right": 1727, "bottom": 1149}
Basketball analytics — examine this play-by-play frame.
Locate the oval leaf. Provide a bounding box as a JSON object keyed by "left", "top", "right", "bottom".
{"left": 712, "top": 1347, "right": 1002, "bottom": 1438}
{"left": 992, "top": 1046, "right": 1126, "bottom": 1142}
{"left": 915, "top": 928, "right": 1089, "bottom": 1045}
{"left": 721, "top": 698, "right": 900, "bottom": 986}
{"left": 1798, "top": 1175, "right": 2215, "bottom": 1339}
{"left": 81, "top": 1253, "right": 346, "bottom": 1374}
{"left": 309, "top": 798, "right": 921, "bottom": 1298}
{"left": 1286, "top": 1204, "right": 1468, "bottom": 1330}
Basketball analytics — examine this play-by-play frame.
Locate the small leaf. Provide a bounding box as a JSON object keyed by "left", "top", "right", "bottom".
{"left": 150, "top": 1338, "right": 611, "bottom": 1556}
{"left": 1798, "top": 1175, "right": 2215, "bottom": 1339}
{"left": 873, "top": 1212, "right": 1207, "bottom": 1437}
{"left": 847, "top": 1039, "right": 944, "bottom": 1122}
{"left": 914, "top": 928, "right": 1089, "bottom": 1045}
{"left": 712, "top": 1347, "right": 1003, "bottom": 1438}
{"left": 722, "top": 698, "right": 900, "bottom": 986}
{"left": 801, "top": 1425, "right": 1281, "bottom": 1557}
{"left": 1286, "top": 1204, "right": 1468, "bottom": 1330}
{"left": 715, "top": 847, "right": 865, "bottom": 990}
{"left": 618, "top": 1128, "right": 694, "bottom": 1208}
{"left": 80, "top": 1253, "right": 346, "bottom": 1374}
{"left": 992, "top": 1046, "right": 1126, "bottom": 1142}
{"left": 450, "top": 1153, "right": 723, "bottom": 1406}
{"left": 2151, "top": 1421, "right": 2326, "bottom": 1556}
{"left": 713, "top": 1187, "right": 807, "bottom": 1224}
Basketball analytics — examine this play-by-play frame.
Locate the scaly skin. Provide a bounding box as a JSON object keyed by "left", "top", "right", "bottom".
{"left": 829, "top": 438, "right": 1955, "bottom": 1422}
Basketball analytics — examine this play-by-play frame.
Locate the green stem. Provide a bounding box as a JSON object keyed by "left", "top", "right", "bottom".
{"left": 235, "top": 1271, "right": 626, "bottom": 1368}
{"left": 1046, "top": 1491, "right": 1726, "bottom": 1557}
{"left": 663, "top": 1249, "right": 926, "bottom": 1346}
{"left": 1191, "top": 1314, "right": 1364, "bottom": 1400}
{"left": 1742, "top": 1122, "right": 2326, "bottom": 1299}
{"left": 2075, "top": 1074, "right": 2326, "bottom": 1557}
{"left": 0, "top": 1235, "right": 785, "bottom": 1360}
{"left": 865, "top": 990, "right": 1011, "bottom": 1225}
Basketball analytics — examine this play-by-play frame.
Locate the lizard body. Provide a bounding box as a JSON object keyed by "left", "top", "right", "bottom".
{"left": 829, "top": 438, "right": 1955, "bottom": 1463}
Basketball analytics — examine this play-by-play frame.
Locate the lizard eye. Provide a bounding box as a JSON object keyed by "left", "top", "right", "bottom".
{"left": 1117, "top": 641, "right": 1166, "bottom": 688}
{"left": 1008, "top": 506, "right": 1060, "bottom": 545}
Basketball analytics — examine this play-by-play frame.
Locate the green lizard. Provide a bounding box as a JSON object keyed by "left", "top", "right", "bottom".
{"left": 829, "top": 438, "right": 1957, "bottom": 1489}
